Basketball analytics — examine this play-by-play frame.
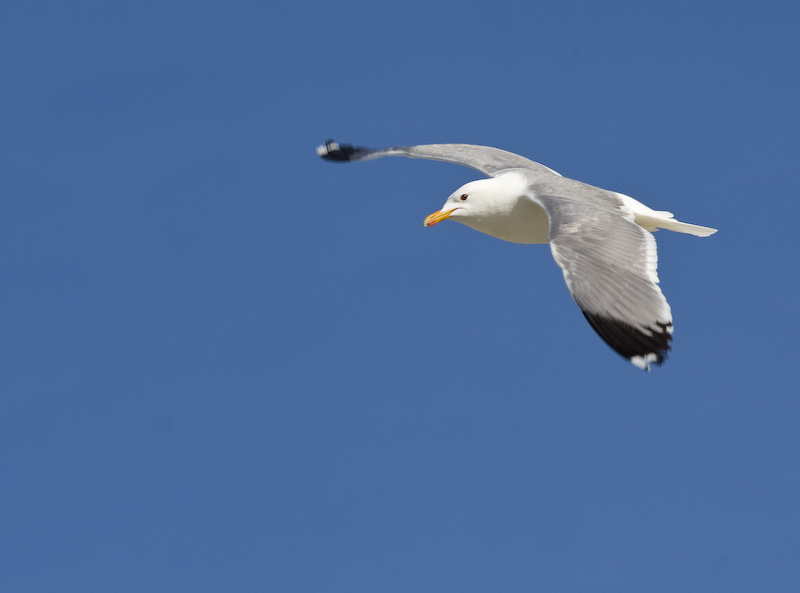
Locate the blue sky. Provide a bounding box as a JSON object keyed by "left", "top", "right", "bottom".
{"left": 2, "top": 1, "right": 798, "bottom": 591}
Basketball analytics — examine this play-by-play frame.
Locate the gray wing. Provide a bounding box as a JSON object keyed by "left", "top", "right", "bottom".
{"left": 317, "top": 139, "right": 560, "bottom": 177}
{"left": 530, "top": 183, "right": 673, "bottom": 370}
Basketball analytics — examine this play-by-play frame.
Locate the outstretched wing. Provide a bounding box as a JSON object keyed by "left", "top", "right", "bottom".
{"left": 530, "top": 186, "right": 673, "bottom": 370}
{"left": 319, "top": 139, "right": 675, "bottom": 369}
{"left": 317, "top": 140, "right": 561, "bottom": 177}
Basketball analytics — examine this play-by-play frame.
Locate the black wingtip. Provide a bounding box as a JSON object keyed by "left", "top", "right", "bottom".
{"left": 316, "top": 139, "right": 368, "bottom": 162}
{"left": 581, "top": 312, "right": 672, "bottom": 371}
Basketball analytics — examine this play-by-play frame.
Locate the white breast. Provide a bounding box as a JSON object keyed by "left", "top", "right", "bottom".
{"left": 455, "top": 172, "right": 550, "bottom": 244}
{"left": 459, "top": 197, "right": 549, "bottom": 244}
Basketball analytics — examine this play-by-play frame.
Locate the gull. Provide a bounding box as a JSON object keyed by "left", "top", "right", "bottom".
{"left": 317, "top": 140, "right": 716, "bottom": 370}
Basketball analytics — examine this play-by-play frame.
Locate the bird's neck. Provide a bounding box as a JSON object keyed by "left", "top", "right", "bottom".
{"left": 461, "top": 173, "right": 549, "bottom": 244}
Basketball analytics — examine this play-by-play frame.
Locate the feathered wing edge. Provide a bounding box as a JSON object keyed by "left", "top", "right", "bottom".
{"left": 535, "top": 191, "right": 674, "bottom": 370}
{"left": 317, "top": 139, "right": 561, "bottom": 177}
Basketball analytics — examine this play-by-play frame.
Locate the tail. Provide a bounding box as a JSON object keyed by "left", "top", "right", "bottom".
{"left": 638, "top": 214, "right": 717, "bottom": 237}
{"left": 613, "top": 192, "right": 718, "bottom": 237}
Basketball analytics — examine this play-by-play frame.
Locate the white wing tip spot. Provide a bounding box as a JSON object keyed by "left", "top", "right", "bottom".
{"left": 630, "top": 352, "right": 659, "bottom": 371}
{"left": 316, "top": 141, "right": 338, "bottom": 156}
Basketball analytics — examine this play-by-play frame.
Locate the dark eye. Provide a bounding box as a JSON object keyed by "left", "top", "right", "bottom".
{"left": 460, "top": 194, "right": 468, "bottom": 201}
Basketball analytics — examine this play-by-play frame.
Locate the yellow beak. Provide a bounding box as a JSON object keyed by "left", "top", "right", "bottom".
{"left": 423, "top": 208, "right": 457, "bottom": 227}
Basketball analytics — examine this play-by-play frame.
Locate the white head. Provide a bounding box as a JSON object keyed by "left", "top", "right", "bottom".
{"left": 422, "top": 173, "right": 548, "bottom": 244}
{"left": 423, "top": 179, "right": 496, "bottom": 226}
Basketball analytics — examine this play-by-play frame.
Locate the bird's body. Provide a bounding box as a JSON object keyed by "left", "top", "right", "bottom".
{"left": 317, "top": 140, "right": 717, "bottom": 370}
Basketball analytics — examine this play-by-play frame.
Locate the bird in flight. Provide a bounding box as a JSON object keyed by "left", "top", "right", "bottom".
{"left": 317, "top": 140, "right": 716, "bottom": 370}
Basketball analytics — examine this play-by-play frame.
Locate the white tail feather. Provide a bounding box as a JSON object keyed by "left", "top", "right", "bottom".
{"left": 614, "top": 193, "right": 718, "bottom": 237}
{"left": 635, "top": 214, "right": 718, "bottom": 237}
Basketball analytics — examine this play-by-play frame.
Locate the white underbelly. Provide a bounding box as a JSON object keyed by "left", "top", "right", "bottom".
{"left": 458, "top": 199, "right": 550, "bottom": 244}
